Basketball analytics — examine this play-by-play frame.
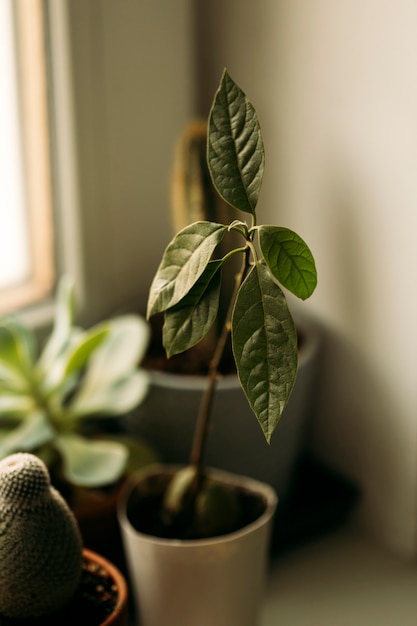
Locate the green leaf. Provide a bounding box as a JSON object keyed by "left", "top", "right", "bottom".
{"left": 0, "top": 361, "right": 27, "bottom": 392}
{"left": 38, "top": 275, "right": 75, "bottom": 373}
{"left": 0, "top": 320, "right": 35, "bottom": 375}
{"left": 37, "top": 330, "right": 83, "bottom": 401}
{"left": 0, "top": 410, "right": 55, "bottom": 458}
{"left": 163, "top": 260, "right": 222, "bottom": 357}
{"left": 0, "top": 395, "right": 34, "bottom": 417}
{"left": 68, "top": 371, "right": 149, "bottom": 418}
{"left": 0, "top": 321, "right": 36, "bottom": 393}
{"left": 147, "top": 221, "right": 225, "bottom": 318}
{"left": 64, "top": 324, "right": 109, "bottom": 376}
{"left": 208, "top": 69, "right": 264, "bottom": 215}
{"left": 75, "top": 315, "right": 149, "bottom": 389}
{"left": 232, "top": 263, "right": 298, "bottom": 442}
{"left": 66, "top": 315, "right": 150, "bottom": 417}
{"left": 54, "top": 433, "right": 128, "bottom": 487}
{"left": 36, "top": 276, "right": 80, "bottom": 397}
{"left": 259, "top": 226, "right": 317, "bottom": 300}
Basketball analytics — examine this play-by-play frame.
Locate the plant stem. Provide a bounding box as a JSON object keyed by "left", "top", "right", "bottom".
{"left": 190, "top": 247, "right": 251, "bottom": 490}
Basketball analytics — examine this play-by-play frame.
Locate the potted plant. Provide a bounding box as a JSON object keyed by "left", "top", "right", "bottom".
{"left": 0, "top": 276, "right": 157, "bottom": 562}
{"left": 129, "top": 102, "right": 321, "bottom": 503}
{"left": 118, "top": 69, "right": 317, "bottom": 626}
{"left": 0, "top": 452, "right": 128, "bottom": 625}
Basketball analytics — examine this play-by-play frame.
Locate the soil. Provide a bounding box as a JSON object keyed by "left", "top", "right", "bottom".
{"left": 0, "top": 554, "right": 119, "bottom": 626}
{"left": 125, "top": 470, "right": 267, "bottom": 541}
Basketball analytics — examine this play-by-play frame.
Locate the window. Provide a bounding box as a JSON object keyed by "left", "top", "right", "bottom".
{"left": 0, "top": 0, "right": 54, "bottom": 315}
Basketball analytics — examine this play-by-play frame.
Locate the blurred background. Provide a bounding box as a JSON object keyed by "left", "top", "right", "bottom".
{"left": 2, "top": 0, "right": 417, "bottom": 564}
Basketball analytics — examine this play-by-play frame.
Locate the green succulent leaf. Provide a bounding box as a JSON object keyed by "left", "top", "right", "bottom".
{"left": 37, "top": 328, "right": 83, "bottom": 398}
{"left": 207, "top": 69, "right": 264, "bottom": 215}
{"left": 38, "top": 275, "right": 75, "bottom": 373}
{"left": 147, "top": 221, "right": 226, "bottom": 318}
{"left": 66, "top": 315, "right": 150, "bottom": 417}
{"left": 232, "top": 263, "right": 298, "bottom": 442}
{"left": 259, "top": 226, "right": 317, "bottom": 300}
{"left": 163, "top": 465, "right": 197, "bottom": 518}
{"left": 68, "top": 370, "right": 149, "bottom": 418}
{"left": 0, "top": 321, "right": 35, "bottom": 378}
{"left": 0, "top": 361, "right": 27, "bottom": 392}
{"left": 77, "top": 315, "right": 150, "bottom": 388}
{"left": 0, "top": 395, "right": 35, "bottom": 417}
{"left": 163, "top": 260, "right": 222, "bottom": 357}
{"left": 54, "top": 433, "right": 128, "bottom": 487}
{"left": 64, "top": 324, "right": 110, "bottom": 376}
{"left": 0, "top": 410, "right": 55, "bottom": 458}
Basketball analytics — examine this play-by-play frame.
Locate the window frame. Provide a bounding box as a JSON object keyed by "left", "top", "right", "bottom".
{"left": 0, "top": 0, "right": 55, "bottom": 316}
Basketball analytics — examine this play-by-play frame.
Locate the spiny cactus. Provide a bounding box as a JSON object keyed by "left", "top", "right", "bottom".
{"left": 0, "top": 453, "right": 83, "bottom": 619}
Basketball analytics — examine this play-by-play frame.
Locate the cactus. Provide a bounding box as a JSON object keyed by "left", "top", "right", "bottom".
{"left": 0, "top": 453, "right": 83, "bottom": 619}
{"left": 170, "top": 119, "right": 241, "bottom": 362}
{"left": 171, "top": 119, "right": 233, "bottom": 231}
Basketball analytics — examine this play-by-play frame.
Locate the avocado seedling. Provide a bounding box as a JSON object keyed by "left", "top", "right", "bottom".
{"left": 145, "top": 69, "right": 317, "bottom": 537}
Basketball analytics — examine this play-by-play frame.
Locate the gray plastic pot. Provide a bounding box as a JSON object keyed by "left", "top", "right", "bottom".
{"left": 127, "top": 309, "right": 321, "bottom": 501}
{"left": 118, "top": 464, "right": 277, "bottom": 626}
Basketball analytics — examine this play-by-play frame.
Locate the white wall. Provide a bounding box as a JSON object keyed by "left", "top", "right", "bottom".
{"left": 51, "top": 0, "right": 417, "bottom": 557}
{"left": 50, "top": 0, "right": 194, "bottom": 325}
{"left": 196, "top": 0, "right": 417, "bottom": 557}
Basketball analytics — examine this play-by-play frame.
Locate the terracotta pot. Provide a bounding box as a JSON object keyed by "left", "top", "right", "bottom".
{"left": 83, "top": 549, "right": 129, "bottom": 626}
{"left": 74, "top": 486, "right": 126, "bottom": 574}
{"left": 118, "top": 464, "right": 277, "bottom": 626}
{"left": 20, "top": 549, "right": 129, "bottom": 625}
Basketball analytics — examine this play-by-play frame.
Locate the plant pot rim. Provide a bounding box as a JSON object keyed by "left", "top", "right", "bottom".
{"left": 117, "top": 463, "right": 277, "bottom": 549}
{"left": 83, "top": 548, "right": 128, "bottom": 626}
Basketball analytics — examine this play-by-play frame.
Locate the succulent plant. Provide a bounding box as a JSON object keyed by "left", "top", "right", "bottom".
{"left": 0, "top": 276, "right": 151, "bottom": 488}
{"left": 0, "top": 452, "right": 83, "bottom": 618}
